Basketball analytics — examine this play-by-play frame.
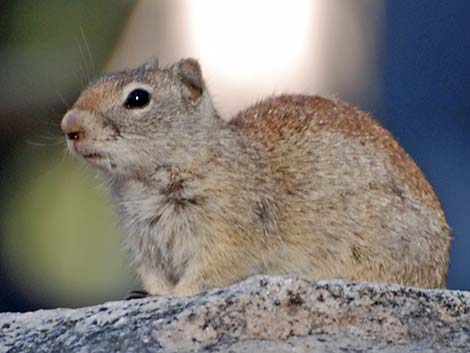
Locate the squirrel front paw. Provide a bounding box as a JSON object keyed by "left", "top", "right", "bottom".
{"left": 126, "top": 289, "right": 150, "bottom": 300}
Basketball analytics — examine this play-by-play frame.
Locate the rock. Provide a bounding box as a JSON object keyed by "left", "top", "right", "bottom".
{"left": 1, "top": 276, "right": 470, "bottom": 352}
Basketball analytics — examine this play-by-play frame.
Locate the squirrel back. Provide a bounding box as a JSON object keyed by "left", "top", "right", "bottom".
{"left": 233, "top": 94, "right": 450, "bottom": 287}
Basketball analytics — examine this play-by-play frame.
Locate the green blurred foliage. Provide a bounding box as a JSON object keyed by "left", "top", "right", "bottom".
{"left": 0, "top": 0, "right": 136, "bottom": 309}
{"left": 9, "top": 1, "right": 123, "bottom": 45}
{"left": 2, "top": 144, "right": 135, "bottom": 308}
{"left": 0, "top": 0, "right": 134, "bottom": 115}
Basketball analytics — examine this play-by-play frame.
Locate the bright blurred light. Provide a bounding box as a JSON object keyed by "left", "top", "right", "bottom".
{"left": 187, "top": 0, "right": 315, "bottom": 82}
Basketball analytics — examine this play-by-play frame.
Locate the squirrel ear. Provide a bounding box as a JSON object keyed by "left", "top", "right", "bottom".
{"left": 174, "top": 58, "right": 205, "bottom": 101}
{"left": 142, "top": 56, "right": 159, "bottom": 70}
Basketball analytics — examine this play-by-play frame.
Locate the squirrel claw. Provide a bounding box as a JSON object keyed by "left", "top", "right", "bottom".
{"left": 126, "top": 290, "right": 150, "bottom": 300}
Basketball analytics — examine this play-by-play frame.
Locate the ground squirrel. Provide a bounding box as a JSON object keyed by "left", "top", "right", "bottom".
{"left": 61, "top": 58, "right": 451, "bottom": 297}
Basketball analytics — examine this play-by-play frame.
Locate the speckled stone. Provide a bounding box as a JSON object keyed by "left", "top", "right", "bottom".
{"left": 1, "top": 276, "right": 470, "bottom": 353}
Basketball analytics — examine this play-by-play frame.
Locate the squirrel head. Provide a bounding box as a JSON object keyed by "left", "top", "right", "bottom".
{"left": 61, "top": 58, "right": 218, "bottom": 179}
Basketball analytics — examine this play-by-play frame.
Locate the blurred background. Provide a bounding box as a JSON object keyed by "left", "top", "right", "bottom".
{"left": 0, "top": 0, "right": 468, "bottom": 312}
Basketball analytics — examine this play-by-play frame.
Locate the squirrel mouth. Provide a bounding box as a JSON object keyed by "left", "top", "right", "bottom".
{"left": 81, "top": 150, "right": 115, "bottom": 171}
{"left": 66, "top": 140, "right": 103, "bottom": 161}
{"left": 83, "top": 152, "right": 102, "bottom": 160}
{"left": 68, "top": 142, "right": 113, "bottom": 170}
{"left": 82, "top": 151, "right": 113, "bottom": 171}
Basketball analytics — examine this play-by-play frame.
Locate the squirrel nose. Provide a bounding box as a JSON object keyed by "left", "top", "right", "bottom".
{"left": 61, "top": 110, "right": 84, "bottom": 141}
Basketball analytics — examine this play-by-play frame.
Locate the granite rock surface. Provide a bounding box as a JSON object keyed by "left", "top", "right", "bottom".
{"left": 1, "top": 276, "right": 470, "bottom": 353}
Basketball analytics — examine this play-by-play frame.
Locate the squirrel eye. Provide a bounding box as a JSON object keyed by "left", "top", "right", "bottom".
{"left": 124, "top": 88, "right": 151, "bottom": 109}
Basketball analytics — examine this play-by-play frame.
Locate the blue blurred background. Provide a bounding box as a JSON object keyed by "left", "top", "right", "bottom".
{"left": 0, "top": 0, "right": 468, "bottom": 312}
{"left": 381, "top": 2, "right": 470, "bottom": 292}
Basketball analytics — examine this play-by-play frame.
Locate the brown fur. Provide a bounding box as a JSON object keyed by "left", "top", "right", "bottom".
{"left": 74, "top": 81, "right": 117, "bottom": 112}
{"left": 61, "top": 59, "right": 451, "bottom": 296}
{"left": 233, "top": 95, "right": 441, "bottom": 209}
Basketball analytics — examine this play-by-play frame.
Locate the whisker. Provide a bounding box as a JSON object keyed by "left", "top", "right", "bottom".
{"left": 56, "top": 91, "right": 71, "bottom": 110}
{"left": 75, "top": 36, "right": 89, "bottom": 88}
{"left": 26, "top": 135, "right": 65, "bottom": 147}
{"left": 80, "top": 26, "right": 95, "bottom": 80}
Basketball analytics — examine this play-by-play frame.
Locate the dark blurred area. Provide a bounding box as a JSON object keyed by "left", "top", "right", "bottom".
{"left": 379, "top": 1, "right": 470, "bottom": 291}
{"left": 0, "top": 0, "right": 468, "bottom": 313}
